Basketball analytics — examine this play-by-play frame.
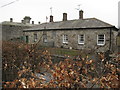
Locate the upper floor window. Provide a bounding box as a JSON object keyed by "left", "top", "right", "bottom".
{"left": 63, "top": 34, "right": 68, "bottom": 44}
{"left": 34, "top": 33, "right": 37, "bottom": 42}
{"left": 78, "top": 34, "right": 85, "bottom": 44}
{"left": 97, "top": 34, "right": 105, "bottom": 45}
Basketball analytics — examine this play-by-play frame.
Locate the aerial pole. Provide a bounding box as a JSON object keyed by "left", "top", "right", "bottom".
{"left": 50, "top": 7, "right": 53, "bottom": 15}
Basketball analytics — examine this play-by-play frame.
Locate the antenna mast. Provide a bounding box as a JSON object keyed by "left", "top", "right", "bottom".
{"left": 50, "top": 7, "right": 53, "bottom": 15}
{"left": 75, "top": 4, "right": 81, "bottom": 11}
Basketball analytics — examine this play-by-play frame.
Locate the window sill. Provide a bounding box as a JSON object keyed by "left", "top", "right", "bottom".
{"left": 63, "top": 42, "right": 68, "bottom": 44}
{"left": 78, "top": 43, "right": 84, "bottom": 45}
{"left": 97, "top": 44, "right": 105, "bottom": 46}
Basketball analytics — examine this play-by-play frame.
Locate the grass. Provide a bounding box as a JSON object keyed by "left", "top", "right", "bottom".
{"left": 38, "top": 45, "right": 95, "bottom": 58}
{"left": 47, "top": 48, "right": 93, "bottom": 58}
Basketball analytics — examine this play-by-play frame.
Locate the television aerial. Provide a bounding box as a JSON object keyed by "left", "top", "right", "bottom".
{"left": 75, "top": 4, "right": 81, "bottom": 11}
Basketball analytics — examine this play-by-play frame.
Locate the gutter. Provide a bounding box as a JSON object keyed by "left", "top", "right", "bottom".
{"left": 23, "top": 26, "right": 117, "bottom": 32}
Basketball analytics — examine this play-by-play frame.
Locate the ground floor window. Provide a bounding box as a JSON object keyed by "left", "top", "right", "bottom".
{"left": 63, "top": 34, "right": 68, "bottom": 44}
{"left": 97, "top": 34, "right": 105, "bottom": 45}
{"left": 26, "top": 36, "right": 29, "bottom": 43}
{"left": 43, "top": 34, "right": 47, "bottom": 43}
{"left": 78, "top": 34, "right": 85, "bottom": 44}
{"left": 34, "top": 33, "right": 37, "bottom": 42}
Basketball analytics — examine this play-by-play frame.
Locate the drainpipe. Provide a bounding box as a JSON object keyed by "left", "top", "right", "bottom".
{"left": 105, "top": 28, "right": 112, "bottom": 61}
{"left": 109, "top": 28, "right": 112, "bottom": 51}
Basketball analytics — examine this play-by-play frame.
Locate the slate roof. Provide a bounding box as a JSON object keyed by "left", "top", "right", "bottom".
{"left": 2, "top": 21, "right": 35, "bottom": 27}
{"left": 23, "top": 18, "right": 116, "bottom": 31}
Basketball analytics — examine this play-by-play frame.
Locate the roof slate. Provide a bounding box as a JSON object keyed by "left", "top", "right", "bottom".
{"left": 2, "top": 21, "right": 35, "bottom": 27}
{"left": 24, "top": 18, "right": 114, "bottom": 31}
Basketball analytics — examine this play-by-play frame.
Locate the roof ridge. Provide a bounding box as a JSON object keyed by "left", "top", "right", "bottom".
{"left": 24, "top": 17, "right": 115, "bottom": 31}
{"left": 40, "top": 18, "right": 102, "bottom": 25}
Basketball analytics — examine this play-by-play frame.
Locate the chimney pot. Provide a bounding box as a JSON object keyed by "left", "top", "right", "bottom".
{"left": 10, "top": 18, "right": 13, "bottom": 22}
{"left": 21, "top": 20, "right": 24, "bottom": 23}
{"left": 32, "top": 21, "right": 34, "bottom": 24}
{"left": 38, "top": 22, "right": 41, "bottom": 24}
{"left": 50, "top": 15, "right": 53, "bottom": 22}
{"left": 79, "top": 10, "right": 83, "bottom": 19}
{"left": 63, "top": 13, "right": 67, "bottom": 21}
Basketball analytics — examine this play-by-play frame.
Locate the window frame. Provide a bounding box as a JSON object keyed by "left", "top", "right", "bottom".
{"left": 43, "top": 34, "right": 47, "bottom": 43}
{"left": 97, "top": 34, "right": 105, "bottom": 46}
{"left": 78, "top": 34, "right": 85, "bottom": 45}
{"left": 34, "top": 33, "right": 37, "bottom": 42}
{"left": 63, "top": 34, "right": 68, "bottom": 44}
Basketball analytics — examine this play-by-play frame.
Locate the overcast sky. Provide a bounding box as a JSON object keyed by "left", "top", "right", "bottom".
{"left": 0, "top": 0, "right": 119, "bottom": 27}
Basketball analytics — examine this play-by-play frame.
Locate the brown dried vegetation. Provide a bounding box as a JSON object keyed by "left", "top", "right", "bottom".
{"left": 2, "top": 41, "right": 120, "bottom": 88}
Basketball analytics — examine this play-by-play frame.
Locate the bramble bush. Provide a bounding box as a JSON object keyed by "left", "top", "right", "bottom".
{"left": 2, "top": 41, "right": 120, "bottom": 88}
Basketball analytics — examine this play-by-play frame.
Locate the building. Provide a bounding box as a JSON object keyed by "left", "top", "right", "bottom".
{"left": 1, "top": 16, "right": 36, "bottom": 41}
{"left": 117, "top": 1, "right": 120, "bottom": 52}
{"left": 118, "top": 1, "right": 120, "bottom": 29}
{"left": 117, "top": 32, "right": 120, "bottom": 52}
{"left": 23, "top": 10, "right": 118, "bottom": 52}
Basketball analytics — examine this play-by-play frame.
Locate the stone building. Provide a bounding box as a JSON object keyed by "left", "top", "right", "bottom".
{"left": 23, "top": 10, "right": 118, "bottom": 52}
{"left": 117, "top": 31, "right": 120, "bottom": 52}
{"left": 1, "top": 16, "right": 35, "bottom": 41}
{"left": 118, "top": 1, "right": 120, "bottom": 29}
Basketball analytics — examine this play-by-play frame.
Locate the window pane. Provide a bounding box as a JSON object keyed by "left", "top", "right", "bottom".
{"left": 34, "top": 34, "right": 37, "bottom": 42}
{"left": 43, "top": 34, "right": 47, "bottom": 43}
{"left": 26, "top": 36, "right": 29, "bottom": 43}
{"left": 97, "top": 34, "right": 105, "bottom": 45}
{"left": 78, "top": 35, "right": 84, "bottom": 44}
{"left": 63, "top": 35, "right": 68, "bottom": 43}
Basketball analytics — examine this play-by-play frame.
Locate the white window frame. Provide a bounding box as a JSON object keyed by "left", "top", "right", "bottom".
{"left": 97, "top": 34, "right": 105, "bottom": 46}
{"left": 78, "top": 34, "right": 85, "bottom": 44}
{"left": 34, "top": 33, "right": 37, "bottom": 42}
{"left": 43, "top": 34, "right": 47, "bottom": 43}
{"left": 63, "top": 34, "right": 68, "bottom": 44}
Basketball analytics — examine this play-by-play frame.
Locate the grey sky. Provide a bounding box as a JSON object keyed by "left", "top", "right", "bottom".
{"left": 0, "top": 0, "right": 119, "bottom": 27}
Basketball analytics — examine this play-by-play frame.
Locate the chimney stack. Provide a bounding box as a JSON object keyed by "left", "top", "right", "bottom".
{"left": 38, "top": 22, "right": 41, "bottom": 24}
{"left": 21, "top": 20, "right": 24, "bottom": 23}
{"left": 79, "top": 10, "right": 83, "bottom": 19}
{"left": 10, "top": 18, "right": 13, "bottom": 22}
{"left": 63, "top": 13, "right": 67, "bottom": 21}
{"left": 32, "top": 21, "right": 34, "bottom": 24}
{"left": 50, "top": 15, "right": 53, "bottom": 22}
{"left": 23, "top": 16, "right": 31, "bottom": 24}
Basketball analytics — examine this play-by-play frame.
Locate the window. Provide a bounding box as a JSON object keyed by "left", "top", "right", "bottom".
{"left": 34, "top": 34, "right": 37, "bottom": 42}
{"left": 63, "top": 34, "right": 68, "bottom": 43}
{"left": 43, "top": 34, "right": 47, "bottom": 43}
{"left": 78, "top": 34, "right": 85, "bottom": 44}
{"left": 43, "top": 32, "right": 47, "bottom": 43}
{"left": 97, "top": 34, "right": 105, "bottom": 45}
{"left": 26, "top": 36, "right": 29, "bottom": 43}
{"left": 52, "top": 31, "right": 56, "bottom": 39}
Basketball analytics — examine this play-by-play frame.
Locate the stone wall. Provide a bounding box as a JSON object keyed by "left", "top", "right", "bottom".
{"left": 24, "top": 28, "right": 118, "bottom": 52}
{"left": 2, "top": 23, "right": 32, "bottom": 41}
